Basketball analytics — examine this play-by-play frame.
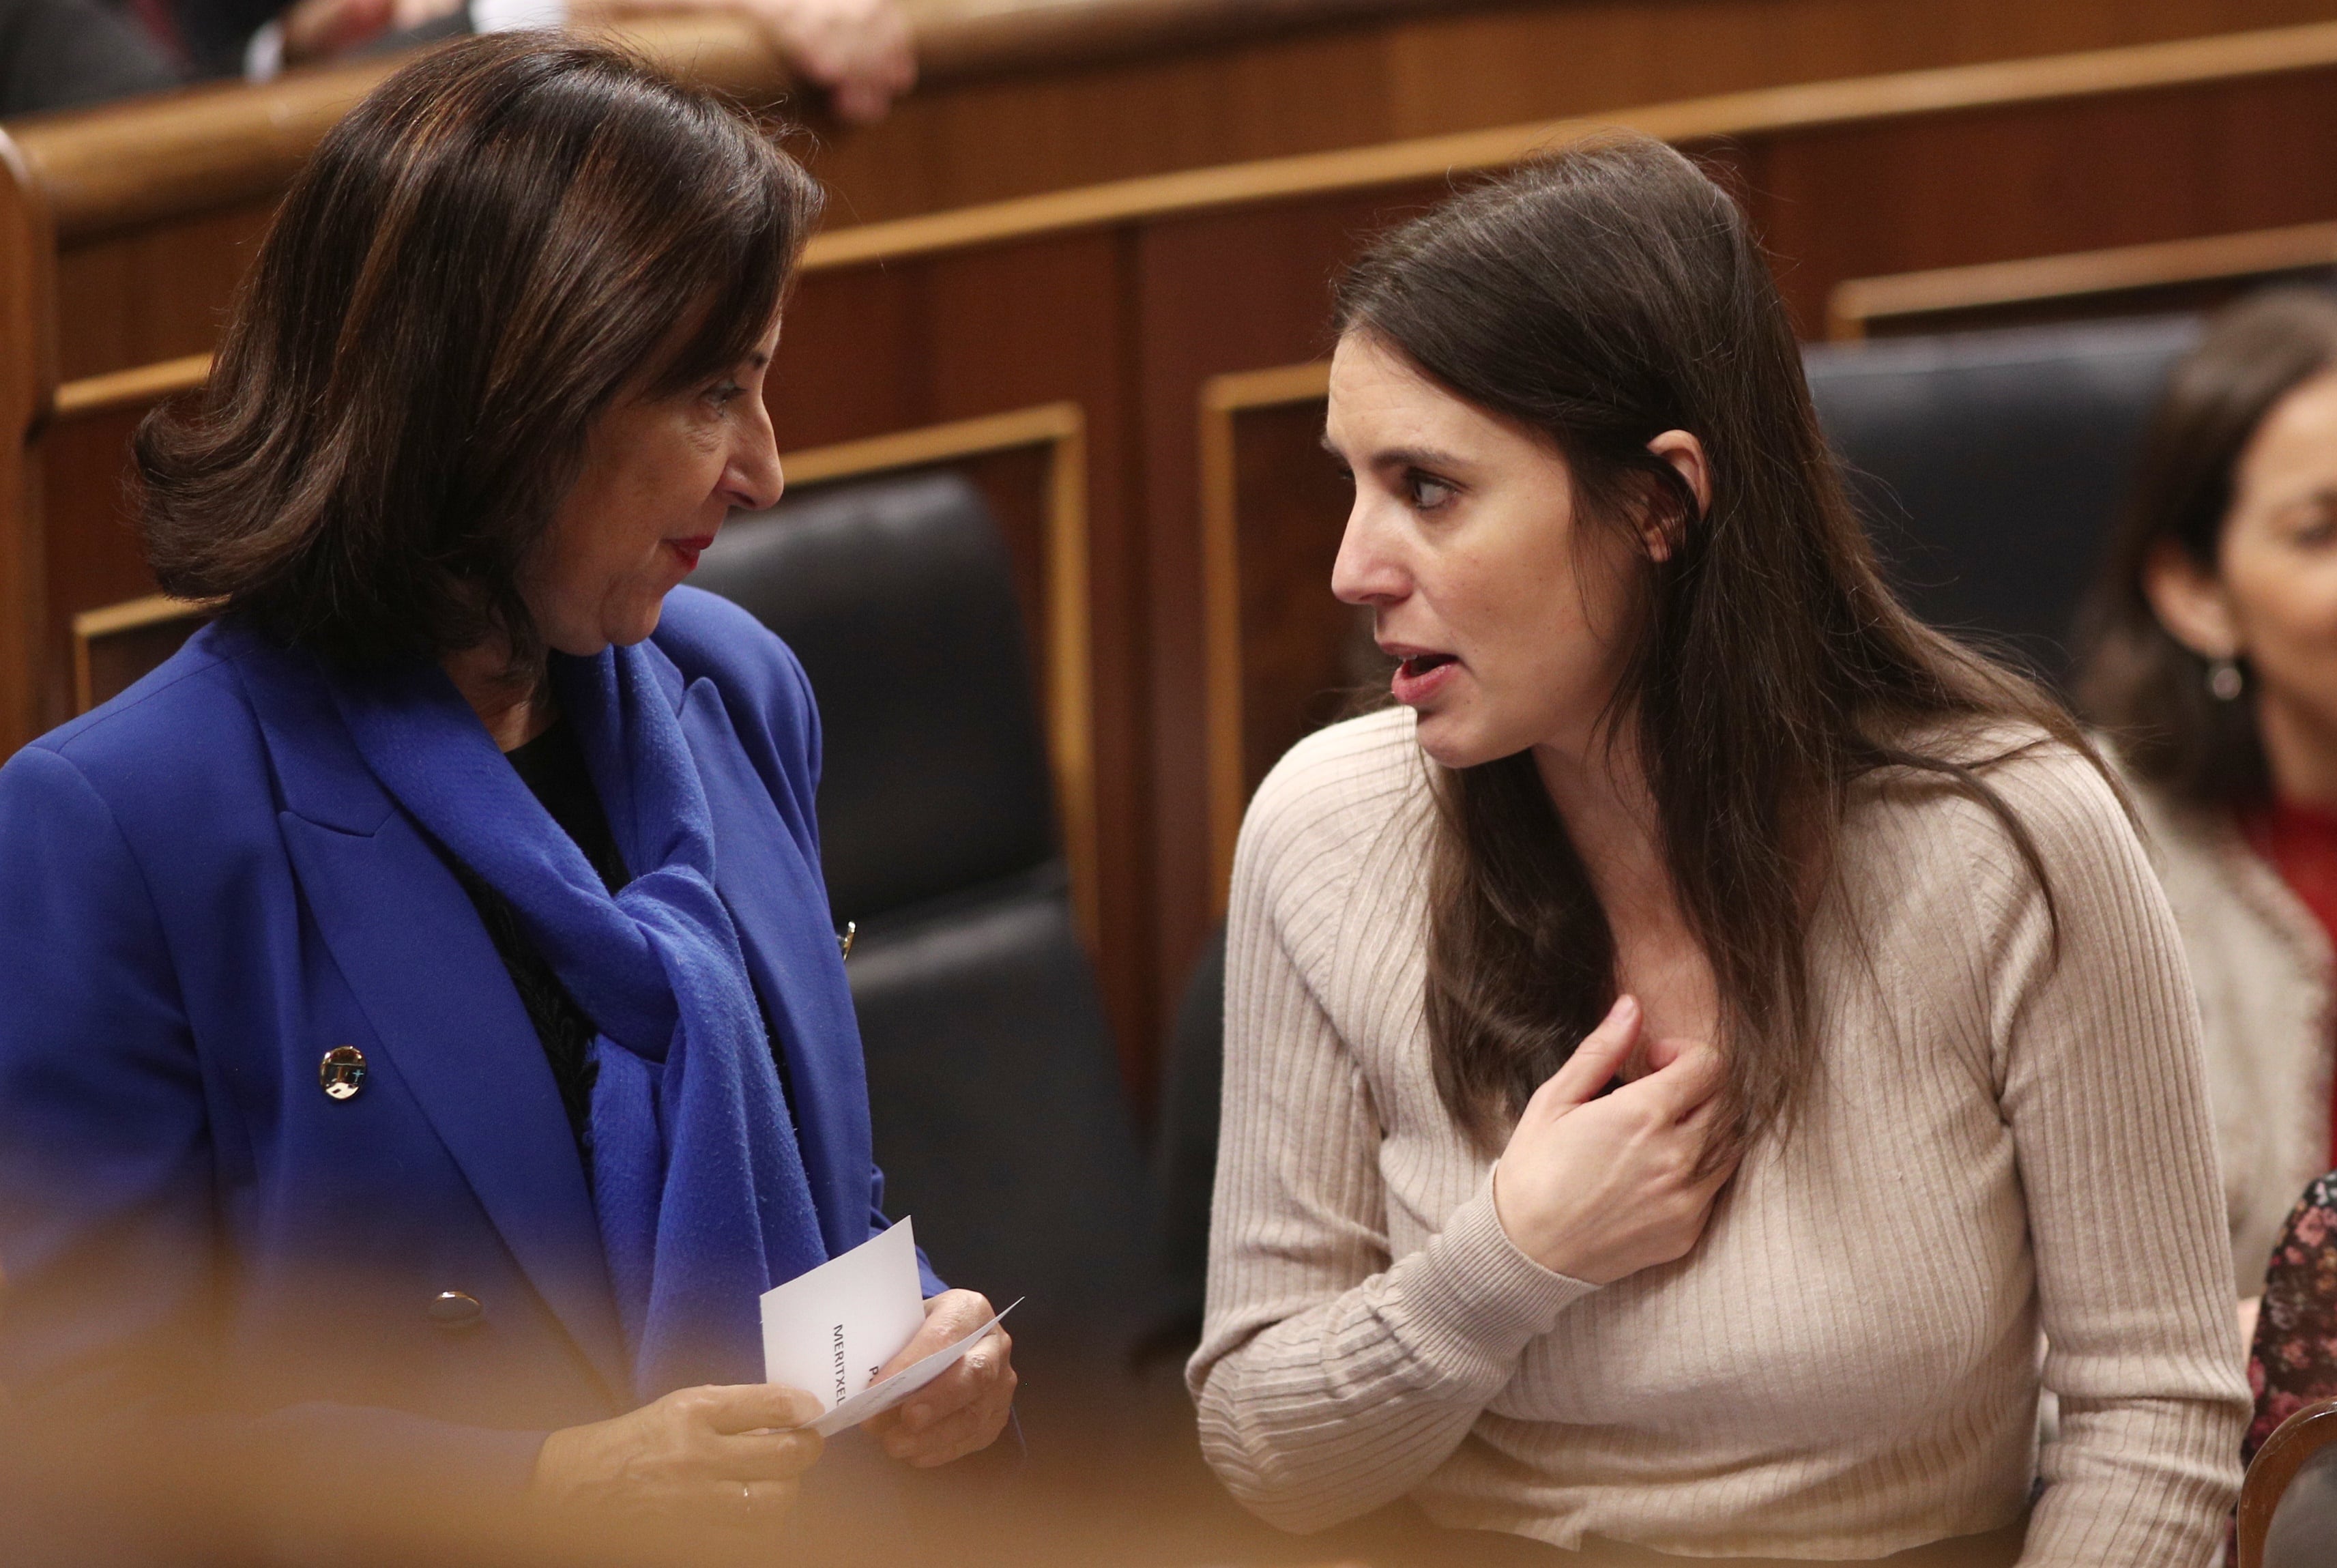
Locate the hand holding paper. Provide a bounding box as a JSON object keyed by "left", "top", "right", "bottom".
{"left": 759, "top": 1219, "right": 1019, "bottom": 1460}
{"left": 860, "top": 1288, "right": 1019, "bottom": 1465}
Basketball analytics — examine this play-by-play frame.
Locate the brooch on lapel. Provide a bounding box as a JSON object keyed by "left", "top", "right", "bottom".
{"left": 319, "top": 1045, "right": 368, "bottom": 1101}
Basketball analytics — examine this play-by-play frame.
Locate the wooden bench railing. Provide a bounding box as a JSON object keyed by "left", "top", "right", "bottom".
{"left": 16, "top": 10, "right": 2337, "bottom": 1098}
{"left": 2242, "top": 1397, "right": 2337, "bottom": 1568}
{"left": 1829, "top": 220, "right": 2337, "bottom": 340}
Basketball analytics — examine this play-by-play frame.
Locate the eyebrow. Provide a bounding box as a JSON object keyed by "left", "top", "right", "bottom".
{"left": 1318, "top": 431, "right": 1469, "bottom": 472}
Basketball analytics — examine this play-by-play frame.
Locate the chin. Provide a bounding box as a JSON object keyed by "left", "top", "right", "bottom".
{"left": 606, "top": 598, "right": 667, "bottom": 648}
{"left": 1411, "top": 709, "right": 1501, "bottom": 772}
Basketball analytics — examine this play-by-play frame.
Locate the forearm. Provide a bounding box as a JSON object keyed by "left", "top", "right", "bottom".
{"left": 1975, "top": 753, "right": 2249, "bottom": 1563}
{"left": 1193, "top": 1185, "right": 1593, "bottom": 1533}
{"left": 2021, "top": 1397, "right": 2243, "bottom": 1566}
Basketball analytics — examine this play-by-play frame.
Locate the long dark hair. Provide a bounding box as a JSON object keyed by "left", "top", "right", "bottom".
{"left": 1335, "top": 135, "right": 2091, "bottom": 1159}
{"left": 2074, "top": 288, "right": 2337, "bottom": 809}
{"left": 135, "top": 35, "right": 823, "bottom": 668}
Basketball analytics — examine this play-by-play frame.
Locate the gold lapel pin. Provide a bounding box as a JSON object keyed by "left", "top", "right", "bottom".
{"left": 319, "top": 1045, "right": 368, "bottom": 1101}
{"left": 837, "top": 921, "right": 856, "bottom": 961}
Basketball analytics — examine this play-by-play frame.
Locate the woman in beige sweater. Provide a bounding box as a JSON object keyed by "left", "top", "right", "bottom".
{"left": 1188, "top": 136, "right": 2247, "bottom": 1564}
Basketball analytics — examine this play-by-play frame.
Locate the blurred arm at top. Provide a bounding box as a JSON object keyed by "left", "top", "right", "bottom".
{"left": 188, "top": 0, "right": 912, "bottom": 121}
{"left": 0, "top": 0, "right": 176, "bottom": 114}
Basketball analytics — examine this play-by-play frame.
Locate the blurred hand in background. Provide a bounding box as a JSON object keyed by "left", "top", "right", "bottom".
{"left": 274, "top": 0, "right": 914, "bottom": 121}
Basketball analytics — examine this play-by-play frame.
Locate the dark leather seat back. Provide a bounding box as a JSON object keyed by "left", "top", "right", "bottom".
{"left": 2267, "top": 1438, "right": 2337, "bottom": 1568}
{"left": 693, "top": 471, "right": 1056, "bottom": 920}
{"left": 1143, "top": 921, "right": 1226, "bottom": 1360}
{"left": 693, "top": 472, "right": 1149, "bottom": 1365}
{"left": 1803, "top": 315, "right": 2203, "bottom": 684}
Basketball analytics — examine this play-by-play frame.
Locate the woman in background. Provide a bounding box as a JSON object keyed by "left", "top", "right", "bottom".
{"left": 1191, "top": 134, "right": 2246, "bottom": 1563}
{"left": 2075, "top": 287, "right": 2337, "bottom": 1468}
{"left": 2075, "top": 289, "right": 2337, "bottom": 1324}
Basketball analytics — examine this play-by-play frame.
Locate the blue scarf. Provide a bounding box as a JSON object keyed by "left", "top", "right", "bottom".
{"left": 332, "top": 643, "right": 828, "bottom": 1402}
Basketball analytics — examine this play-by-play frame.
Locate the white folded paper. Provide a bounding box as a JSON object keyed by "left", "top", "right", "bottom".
{"left": 758, "top": 1217, "right": 1020, "bottom": 1439}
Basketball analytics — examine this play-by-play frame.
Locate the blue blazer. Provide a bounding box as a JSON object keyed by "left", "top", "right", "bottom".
{"left": 0, "top": 587, "right": 937, "bottom": 1494}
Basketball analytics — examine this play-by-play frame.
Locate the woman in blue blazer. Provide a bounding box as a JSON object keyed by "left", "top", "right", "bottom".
{"left": 0, "top": 35, "right": 1013, "bottom": 1552}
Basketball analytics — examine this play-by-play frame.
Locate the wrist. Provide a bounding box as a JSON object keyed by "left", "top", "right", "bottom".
{"left": 1491, "top": 1159, "right": 1589, "bottom": 1279}
{"left": 1399, "top": 1183, "right": 1597, "bottom": 1379}
{"left": 530, "top": 1423, "right": 595, "bottom": 1505}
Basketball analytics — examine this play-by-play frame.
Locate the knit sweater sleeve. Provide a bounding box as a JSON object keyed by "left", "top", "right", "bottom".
{"left": 1945, "top": 745, "right": 2249, "bottom": 1565}
{"left": 1185, "top": 721, "right": 1596, "bottom": 1533}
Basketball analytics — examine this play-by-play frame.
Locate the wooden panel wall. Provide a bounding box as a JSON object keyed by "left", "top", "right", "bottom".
{"left": 16, "top": 18, "right": 2337, "bottom": 1105}
{"left": 25, "top": 1, "right": 2337, "bottom": 390}
{"left": 813, "top": 0, "right": 2337, "bottom": 223}
{"left": 1741, "top": 66, "right": 2337, "bottom": 336}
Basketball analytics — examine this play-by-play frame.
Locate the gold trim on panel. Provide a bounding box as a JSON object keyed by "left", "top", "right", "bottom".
{"left": 781, "top": 403, "right": 1079, "bottom": 484}
{"left": 802, "top": 20, "right": 2337, "bottom": 274}
{"left": 69, "top": 592, "right": 212, "bottom": 714}
{"left": 1197, "top": 360, "right": 1331, "bottom": 914}
{"left": 52, "top": 351, "right": 211, "bottom": 420}
{"left": 1826, "top": 220, "right": 2337, "bottom": 340}
{"left": 781, "top": 403, "right": 1100, "bottom": 950}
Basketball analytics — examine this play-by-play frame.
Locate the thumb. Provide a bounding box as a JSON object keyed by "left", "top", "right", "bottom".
{"left": 1535, "top": 996, "right": 1642, "bottom": 1113}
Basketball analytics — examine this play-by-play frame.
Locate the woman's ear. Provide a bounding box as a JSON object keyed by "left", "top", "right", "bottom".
{"left": 2140, "top": 538, "right": 2242, "bottom": 660}
{"left": 1642, "top": 430, "right": 1710, "bottom": 562}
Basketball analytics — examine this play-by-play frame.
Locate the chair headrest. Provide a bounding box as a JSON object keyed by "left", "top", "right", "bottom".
{"left": 691, "top": 471, "right": 1057, "bottom": 922}
{"left": 1804, "top": 314, "right": 2204, "bottom": 684}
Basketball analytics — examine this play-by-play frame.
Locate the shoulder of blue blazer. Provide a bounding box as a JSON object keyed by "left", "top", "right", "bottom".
{"left": 12, "top": 625, "right": 325, "bottom": 875}
{"left": 20, "top": 605, "right": 884, "bottom": 1266}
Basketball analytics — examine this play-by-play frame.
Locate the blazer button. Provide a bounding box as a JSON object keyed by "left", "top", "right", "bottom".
{"left": 318, "top": 1045, "right": 367, "bottom": 1101}
{"left": 428, "top": 1291, "right": 484, "bottom": 1329}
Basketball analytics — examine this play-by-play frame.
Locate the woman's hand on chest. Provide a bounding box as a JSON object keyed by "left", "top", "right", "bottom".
{"left": 1491, "top": 994, "right": 1738, "bottom": 1286}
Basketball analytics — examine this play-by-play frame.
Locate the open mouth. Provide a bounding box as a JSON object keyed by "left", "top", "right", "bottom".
{"left": 1398, "top": 652, "right": 1457, "bottom": 678}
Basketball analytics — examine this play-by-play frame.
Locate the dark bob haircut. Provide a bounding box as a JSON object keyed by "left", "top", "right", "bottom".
{"left": 2074, "top": 288, "right": 2337, "bottom": 809}
{"left": 136, "top": 34, "right": 824, "bottom": 667}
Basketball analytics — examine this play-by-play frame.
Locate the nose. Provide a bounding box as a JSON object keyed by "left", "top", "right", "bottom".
{"left": 1331, "top": 498, "right": 1408, "bottom": 607}
{"left": 723, "top": 397, "right": 785, "bottom": 513}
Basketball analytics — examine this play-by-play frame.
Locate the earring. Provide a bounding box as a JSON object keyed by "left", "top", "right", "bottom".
{"left": 2207, "top": 657, "right": 2245, "bottom": 703}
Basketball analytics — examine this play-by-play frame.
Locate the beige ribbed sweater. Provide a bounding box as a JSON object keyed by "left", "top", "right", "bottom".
{"left": 1189, "top": 708, "right": 2248, "bottom": 1563}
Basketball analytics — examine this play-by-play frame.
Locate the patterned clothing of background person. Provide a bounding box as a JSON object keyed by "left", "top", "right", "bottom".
{"left": 2246, "top": 1171, "right": 2337, "bottom": 1462}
